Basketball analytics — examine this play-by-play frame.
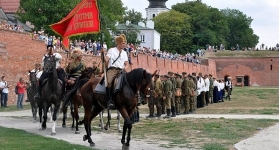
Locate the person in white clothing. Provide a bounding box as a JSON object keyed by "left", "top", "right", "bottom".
{"left": 103, "top": 34, "right": 129, "bottom": 109}
{"left": 0, "top": 76, "right": 9, "bottom": 107}
{"left": 35, "top": 46, "right": 65, "bottom": 99}
{"left": 196, "top": 72, "right": 205, "bottom": 108}
{"left": 225, "top": 77, "right": 233, "bottom": 100}
{"left": 213, "top": 77, "right": 219, "bottom": 103}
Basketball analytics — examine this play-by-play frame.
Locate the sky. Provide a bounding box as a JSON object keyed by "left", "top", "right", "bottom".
{"left": 122, "top": 0, "right": 279, "bottom": 48}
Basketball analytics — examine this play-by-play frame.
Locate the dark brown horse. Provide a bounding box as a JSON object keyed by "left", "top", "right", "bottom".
{"left": 80, "top": 68, "right": 155, "bottom": 148}
{"left": 27, "top": 71, "right": 38, "bottom": 120}
{"left": 61, "top": 67, "right": 94, "bottom": 134}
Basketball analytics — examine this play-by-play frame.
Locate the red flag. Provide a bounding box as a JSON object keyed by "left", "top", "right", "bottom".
{"left": 62, "top": 38, "right": 69, "bottom": 49}
{"left": 50, "top": 0, "right": 100, "bottom": 49}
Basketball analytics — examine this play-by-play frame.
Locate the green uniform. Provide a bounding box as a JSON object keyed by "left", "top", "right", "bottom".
{"left": 189, "top": 78, "right": 196, "bottom": 112}
{"left": 154, "top": 78, "right": 163, "bottom": 116}
{"left": 175, "top": 77, "right": 183, "bottom": 114}
{"left": 93, "top": 67, "right": 100, "bottom": 76}
{"left": 66, "top": 61, "right": 87, "bottom": 77}
{"left": 161, "top": 80, "right": 166, "bottom": 114}
{"left": 192, "top": 76, "right": 197, "bottom": 110}
{"left": 163, "top": 79, "right": 172, "bottom": 110}
{"left": 147, "top": 81, "right": 155, "bottom": 117}
{"left": 181, "top": 77, "right": 191, "bottom": 113}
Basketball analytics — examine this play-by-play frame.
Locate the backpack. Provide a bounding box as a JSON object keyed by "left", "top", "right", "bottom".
{"left": 15, "top": 86, "right": 18, "bottom": 94}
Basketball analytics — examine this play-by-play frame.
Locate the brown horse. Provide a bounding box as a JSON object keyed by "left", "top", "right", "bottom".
{"left": 61, "top": 67, "right": 94, "bottom": 134}
{"left": 80, "top": 68, "right": 155, "bottom": 148}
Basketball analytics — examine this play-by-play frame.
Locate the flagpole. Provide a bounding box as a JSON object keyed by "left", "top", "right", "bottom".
{"left": 97, "top": 0, "right": 107, "bottom": 85}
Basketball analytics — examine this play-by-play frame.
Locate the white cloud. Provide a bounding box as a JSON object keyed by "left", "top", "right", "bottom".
{"left": 122, "top": 0, "right": 279, "bottom": 47}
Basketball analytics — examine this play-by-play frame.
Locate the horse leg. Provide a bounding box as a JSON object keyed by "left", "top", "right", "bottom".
{"left": 117, "top": 111, "right": 122, "bottom": 133}
{"left": 71, "top": 103, "right": 75, "bottom": 129}
{"left": 41, "top": 103, "right": 48, "bottom": 130}
{"left": 49, "top": 106, "right": 53, "bottom": 122}
{"left": 99, "top": 111, "right": 104, "bottom": 130}
{"left": 119, "top": 108, "right": 135, "bottom": 147}
{"left": 74, "top": 103, "right": 80, "bottom": 134}
{"left": 104, "top": 109, "right": 111, "bottom": 130}
{"left": 51, "top": 104, "right": 60, "bottom": 136}
{"left": 83, "top": 106, "right": 103, "bottom": 147}
{"left": 38, "top": 104, "right": 42, "bottom": 129}
{"left": 62, "top": 106, "right": 67, "bottom": 128}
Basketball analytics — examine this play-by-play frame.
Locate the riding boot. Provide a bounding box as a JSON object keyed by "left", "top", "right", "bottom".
{"left": 163, "top": 109, "right": 171, "bottom": 118}
{"left": 156, "top": 107, "right": 162, "bottom": 117}
{"left": 147, "top": 106, "right": 154, "bottom": 118}
{"left": 176, "top": 104, "right": 181, "bottom": 115}
{"left": 106, "top": 87, "right": 114, "bottom": 109}
{"left": 171, "top": 106, "right": 176, "bottom": 117}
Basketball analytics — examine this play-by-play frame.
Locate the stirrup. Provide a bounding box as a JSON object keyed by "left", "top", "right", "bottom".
{"left": 107, "top": 100, "right": 115, "bottom": 109}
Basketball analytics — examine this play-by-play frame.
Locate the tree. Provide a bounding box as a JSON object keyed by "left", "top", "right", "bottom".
{"left": 17, "top": 0, "right": 126, "bottom": 48}
{"left": 153, "top": 10, "right": 192, "bottom": 54}
{"left": 221, "top": 8, "right": 259, "bottom": 49}
{"left": 172, "top": 1, "right": 229, "bottom": 49}
{"left": 122, "top": 9, "right": 145, "bottom": 25}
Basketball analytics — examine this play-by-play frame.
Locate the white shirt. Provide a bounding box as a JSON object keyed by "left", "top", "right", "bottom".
{"left": 36, "top": 71, "right": 43, "bottom": 79}
{"left": 0, "top": 81, "right": 9, "bottom": 93}
{"left": 106, "top": 47, "right": 128, "bottom": 69}
{"left": 196, "top": 77, "right": 204, "bottom": 95}
{"left": 225, "top": 81, "right": 232, "bottom": 88}
{"left": 41, "top": 53, "right": 62, "bottom": 69}
{"left": 204, "top": 78, "right": 210, "bottom": 91}
{"left": 213, "top": 80, "right": 219, "bottom": 87}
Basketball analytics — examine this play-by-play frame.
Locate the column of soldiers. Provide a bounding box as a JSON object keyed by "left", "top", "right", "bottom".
{"left": 147, "top": 71, "right": 218, "bottom": 119}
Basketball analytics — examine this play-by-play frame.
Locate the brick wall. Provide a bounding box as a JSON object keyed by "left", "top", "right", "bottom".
{"left": 211, "top": 57, "right": 279, "bottom": 86}
{"left": 0, "top": 29, "right": 216, "bottom": 105}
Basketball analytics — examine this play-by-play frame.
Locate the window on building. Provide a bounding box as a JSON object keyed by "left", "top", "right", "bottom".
{"left": 237, "top": 77, "right": 242, "bottom": 83}
{"left": 271, "top": 65, "right": 272, "bottom": 70}
{"left": 153, "top": 14, "right": 156, "bottom": 18}
{"left": 141, "top": 35, "right": 145, "bottom": 42}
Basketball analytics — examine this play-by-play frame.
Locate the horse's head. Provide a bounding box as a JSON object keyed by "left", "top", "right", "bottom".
{"left": 138, "top": 69, "right": 156, "bottom": 104}
{"left": 80, "top": 67, "right": 94, "bottom": 79}
{"left": 43, "top": 55, "right": 56, "bottom": 73}
{"left": 28, "top": 70, "right": 37, "bottom": 83}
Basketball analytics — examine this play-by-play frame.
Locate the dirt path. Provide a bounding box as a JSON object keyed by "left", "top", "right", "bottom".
{"left": 0, "top": 110, "right": 278, "bottom": 150}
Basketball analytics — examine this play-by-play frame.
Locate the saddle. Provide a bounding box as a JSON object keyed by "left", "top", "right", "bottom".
{"left": 94, "top": 71, "right": 125, "bottom": 95}
{"left": 42, "top": 78, "right": 63, "bottom": 86}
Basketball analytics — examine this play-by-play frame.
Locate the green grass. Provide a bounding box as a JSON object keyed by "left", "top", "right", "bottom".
{"left": 209, "top": 50, "right": 279, "bottom": 57}
{"left": 0, "top": 104, "right": 31, "bottom": 112}
{"left": 130, "top": 118, "right": 278, "bottom": 149}
{"left": 0, "top": 126, "right": 97, "bottom": 150}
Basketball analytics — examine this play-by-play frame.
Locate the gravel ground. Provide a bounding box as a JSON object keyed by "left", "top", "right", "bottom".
{"left": 0, "top": 110, "right": 278, "bottom": 150}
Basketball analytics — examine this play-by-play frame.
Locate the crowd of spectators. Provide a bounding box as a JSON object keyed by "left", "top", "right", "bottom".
{"left": 0, "top": 21, "right": 25, "bottom": 32}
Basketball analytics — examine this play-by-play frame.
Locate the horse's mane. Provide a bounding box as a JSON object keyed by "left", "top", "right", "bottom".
{"left": 125, "top": 68, "right": 152, "bottom": 86}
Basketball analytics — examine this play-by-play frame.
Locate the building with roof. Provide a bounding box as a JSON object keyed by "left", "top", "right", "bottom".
{"left": 114, "top": 22, "right": 161, "bottom": 50}
{"left": 0, "top": 0, "right": 20, "bottom": 13}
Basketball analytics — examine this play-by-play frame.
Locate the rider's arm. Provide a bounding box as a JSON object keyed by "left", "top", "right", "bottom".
{"left": 124, "top": 61, "right": 129, "bottom": 72}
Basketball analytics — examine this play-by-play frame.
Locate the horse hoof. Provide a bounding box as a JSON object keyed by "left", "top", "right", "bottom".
{"left": 62, "top": 125, "right": 67, "bottom": 128}
{"left": 104, "top": 127, "right": 108, "bottom": 130}
{"left": 75, "top": 131, "right": 80, "bottom": 134}
{"left": 90, "top": 142, "right": 95, "bottom": 147}
{"left": 83, "top": 135, "right": 87, "bottom": 141}
{"left": 118, "top": 129, "right": 122, "bottom": 133}
{"left": 122, "top": 144, "right": 129, "bottom": 150}
{"left": 51, "top": 132, "right": 56, "bottom": 136}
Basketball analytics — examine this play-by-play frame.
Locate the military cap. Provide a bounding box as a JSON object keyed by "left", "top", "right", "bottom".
{"left": 174, "top": 73, "right": 181, "bottom": 77}
{"left": 182, "top": 72, "right": 187, "bottom": 75}
{"left": 192, "top": 72, "right": 196, "bottom": 76}
{"left": 167, "top": 71, "right": 174, "bottom": 75}
{"left": 187, "top": 74, "right": 192, "bottom": 77}
{"left": 164, "top": 75, "right": 170, "bottom": 78}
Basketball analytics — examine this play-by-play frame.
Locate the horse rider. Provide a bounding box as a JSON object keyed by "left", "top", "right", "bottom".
{"left": 34, "top": 46, "right": 65, "bottom": 99}
{"left": 102, "top": 34, "right": 130, "bottom": 109}
{"left": 92, "top": 61, "right": 101, "bottom": 77}
{"left": 61, "top": 48, "right": 86, "bottom": 107}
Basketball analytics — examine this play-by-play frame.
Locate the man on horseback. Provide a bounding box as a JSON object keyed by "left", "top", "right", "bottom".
{"left": 61, "top": 48, "right": 86, "bottom": 108}
{"left": 34, "top": 46, "right": 65, "bottom": 99}
{"left": 102, "top": 34, "right": 129, "bottom": 109}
